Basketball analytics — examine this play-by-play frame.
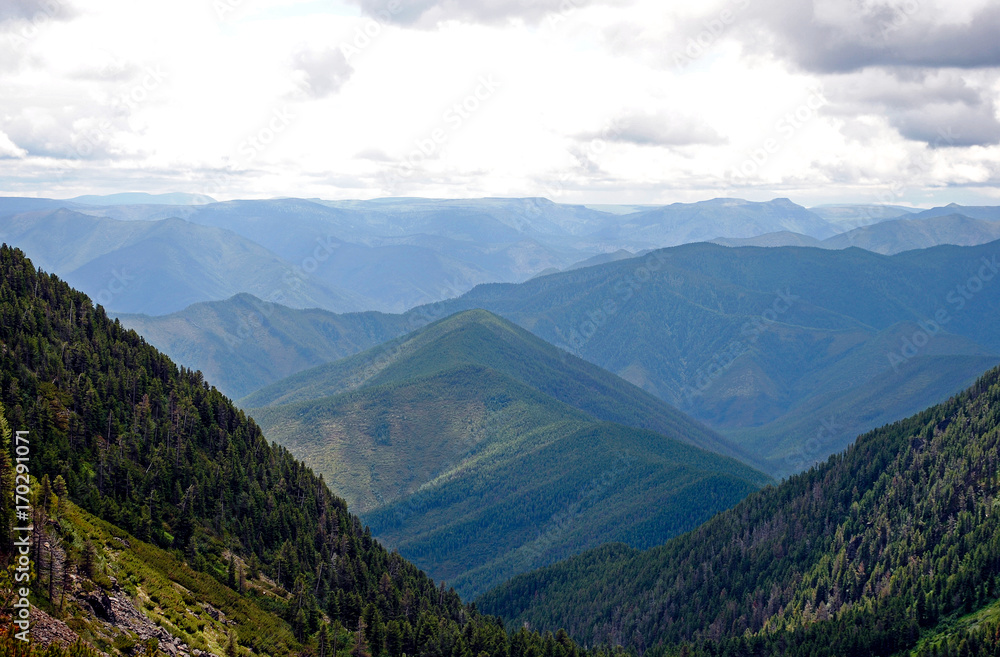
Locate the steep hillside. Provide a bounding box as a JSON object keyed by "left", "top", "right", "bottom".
{"left": 0, "top": 244, "right": 586, "bottom": 657}
{"left": 364, "top": 420, "right": 766, "bottom": 600}
{"left": 478, "top": 363, "right": 1000, "bottom": 657}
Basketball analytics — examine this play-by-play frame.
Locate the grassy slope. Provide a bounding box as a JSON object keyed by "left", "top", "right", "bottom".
{"left": 53, "top": 501, "right": 299, "bottom": 656}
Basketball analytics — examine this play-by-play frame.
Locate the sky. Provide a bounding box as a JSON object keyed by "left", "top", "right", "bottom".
{"left": 1, "top": 0, "right": 999, "bottom": 206}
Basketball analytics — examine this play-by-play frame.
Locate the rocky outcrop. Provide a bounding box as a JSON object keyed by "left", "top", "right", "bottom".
{"left": 29, "top": 608, "right": 88, "bottom": 650}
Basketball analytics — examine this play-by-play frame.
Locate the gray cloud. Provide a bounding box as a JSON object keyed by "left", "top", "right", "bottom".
{"left": 0, "top": 0, "right": 74, "bottom": 25}
{"left": 0, "top": 80, "right": 150, "bottom": 161}
{"left": 699, "top": 0, "right": 1000, "bottom": 151}
{"left": 4, "top": 112, "right": 122, "bottom": 160}
{"left": 825, "top": 69, "right": 1000, "bottom": 148}
{"left": 578, "top": 110, "right": 725, "bottom": 147}
{"left": 893, "top": 102, "right": 1000, "bottom": 147}
{"left": 736, "top": 0, "right": 1000, "bottom": 73}
{"left": 351, "top": 0, "right": 595, "bottom": 27}
{"left": 355, "top": 148, "right": 392, "bottom": 162}
{"left": 292, "top": 47, "right": 354, "bottom": 99}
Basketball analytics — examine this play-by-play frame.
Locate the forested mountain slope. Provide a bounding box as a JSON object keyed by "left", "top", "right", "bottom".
{"left": 0, "top": 244, "right": 588, "bottom": 657}
{"left": 478, "top": 362, "right": 1000, "bottom": 657}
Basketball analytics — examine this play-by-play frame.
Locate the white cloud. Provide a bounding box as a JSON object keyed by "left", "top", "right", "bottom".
{"left": 0, "top": 0, "right": 997, "bottom": 206}
{"left": 0, "top": 131, "right": 27, "bottom": 158}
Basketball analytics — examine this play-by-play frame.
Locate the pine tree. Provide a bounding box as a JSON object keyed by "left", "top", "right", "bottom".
{"left": 352, "top": 616, "right": 371, "bottom": 657}
{"left": 225, "top": 630, "right": 240, "bottom": 657}
{"left": 82, "top": 540, "right": 98, "bottom": 579}
{"left": 318, "top": 622, "right": 331, "bottom": 657}
{"left": 53, "top": 474, "right": 68, "bottom": 514}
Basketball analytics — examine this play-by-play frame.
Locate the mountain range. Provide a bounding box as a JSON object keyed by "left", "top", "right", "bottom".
{"left": 713, "top": 211, "right": 1000, "bottom": 254}
{"left": 16, "top": 195, "right": 1000, "bottom": 318}
{"left": 0, "top": 208, "right": 363, "bottom": 314}
{"left": 120, "top": 238, "right": 1000, "bottom": 477}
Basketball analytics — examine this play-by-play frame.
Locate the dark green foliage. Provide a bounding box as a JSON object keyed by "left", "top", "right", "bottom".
{"left": 0, "top": 245, "right": 586, "bottom": 657}
{"left": 479, "top": 364, "right": 1000, "bottom": 657}
{"left": 364, "top": 421, "right": 764, "bottom": 600}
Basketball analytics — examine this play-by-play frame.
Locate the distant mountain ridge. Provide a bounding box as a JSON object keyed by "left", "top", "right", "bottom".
{"left": 1, "top": 194, "right": 927, "bottom": 315}
{"left": 712, "top": 212, "right": 1000, "bottom": 254}
{"left": 119, "top": 294, "right": 411, "bottom": 399}
{"left": 69, "top": 191, "right": 216, "bottom": 205}
{"left": 0, "top": 208, "right": 362, "bottom": 314}
{"left": 591, "top": 197, "right": 841, "bottom": 249}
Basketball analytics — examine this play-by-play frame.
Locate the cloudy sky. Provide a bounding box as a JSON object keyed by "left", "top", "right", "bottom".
{"left": 1, "top": 0, "right": 999, "bottom": 206}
